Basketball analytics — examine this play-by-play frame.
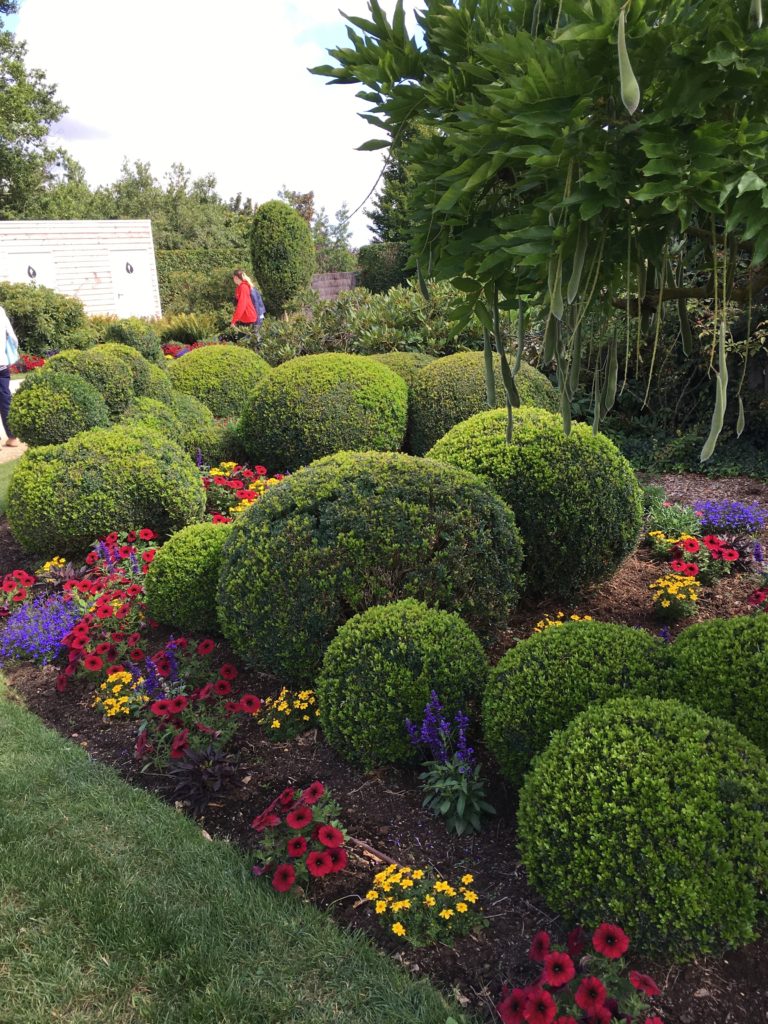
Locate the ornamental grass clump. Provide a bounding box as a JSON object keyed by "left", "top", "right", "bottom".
{"left": 518, "top": 697, "right": 768, "bottom": 957}
{"left": 366, "top": 865, "right": 482, "bottom": 947}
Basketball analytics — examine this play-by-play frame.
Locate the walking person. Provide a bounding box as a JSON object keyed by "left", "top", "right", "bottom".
{"left": 0, "top": 304, "right": 20, "bottom": 447}
{"left": 231, "top": 269, "right": 259, "bottom": 332}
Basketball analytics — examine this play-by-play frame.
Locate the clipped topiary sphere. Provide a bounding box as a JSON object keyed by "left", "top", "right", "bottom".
{"left": 168, "top": 344, "right": 270, "bottom": 418}
{"left": 519, "top": 697, "right": 768, "bottom": 957}
{"left": 408, "top": 351, "right": 559, "bottom": 455}
{"left": 8, "top": 370, "right": 110, "bottom": 446}
{"left": 121, "top": 397, "right": 186, "bottom": 446}
{"left": 104, "top": 317, "right": 163, "bottom": 363}
{"left": 662, "top": 615, "right": 768, "bottom": 752}
{"left": 145, "top": 522, "right": 233, "bottom": 634}
{"left": 483, "top": 621, "right": 670, "bottom": 785}
{"left": 7, "top": 424, "right": 206, "bottom": 555}
{"left": 169, "top": 390, "right": 224, "bottom": 465}
{"left": 218, "top": 451, "right": 524, "bottom": 682}
{"left": 428, "top": 407, "right": 641, "bottom": 597}
{"left": 145, "top": 363, "right": 174, "bottom": 405}
{"left": 95, "top": 342, "right": 154, "bottom": 396}
{"left": 318, "top": 599, "right": 488, "bottom": 768}
{"left": 46, "top": 347, "right": 135, "bottom": 417}
{"left": 238, "top": 353, "right": 408, "bottom": 471}
{"left": 368, "top": 351, "right": 435, "bottom": 388}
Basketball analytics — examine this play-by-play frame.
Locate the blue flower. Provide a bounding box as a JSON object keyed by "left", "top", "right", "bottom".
{"left": 0, "top": 594, "right": 81, "bottom": 665}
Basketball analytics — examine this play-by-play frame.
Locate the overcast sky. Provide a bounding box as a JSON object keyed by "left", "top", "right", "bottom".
{"left": 13, "top": 0, "right": 422, "bottom": 245}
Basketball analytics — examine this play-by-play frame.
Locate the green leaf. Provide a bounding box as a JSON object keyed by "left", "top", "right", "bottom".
{"left": 737, "top": 170, "right": 767, "bottom": 195}
{"left": 356, "top": 138, "right": 390, "bottom": 152}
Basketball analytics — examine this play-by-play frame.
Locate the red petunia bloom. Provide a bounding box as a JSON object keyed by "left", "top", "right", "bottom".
{"left": 129, "top": 648, "right": 145, "bottom": 662}
{"left": 126, "top": 530, "right": 137, "bottom": 543}
{"left": 306, "top": 850, "right": 333, "bottom": 877}
{"left": 198, "top": 683, "right": 214, "bottom": 700}
{"left": 286, "top": 805, "right": 313, "bottom": 830}
{"left": 94, "top": 641, "right": 112, "bottom": 655}
{"left": 197, "top": 638, "right": 215, "bottom": 656}
{"left": 593, "top": 922, "right": 629, "bottom": 959}
{"left": 151, "top": 699, "right": 174, "bottom": 717}
{"left": 169, "top": 728, "right": 190, "bottom": 759}
{"left": 168, "top": 695, "right": 189, "bottom": 714}
{"left": 278, "top": 787, "right": 296, "bottom": 807}
{"left": 85, "top": 550, "right": 99, "bottom": 565}
{"left": 629, "top": 971, "right": 661, "bottom": 997}
{"left": 574, "top": 977, "right": 607, "bottom": 1013}
{"left": 522, "top": 989, "right": 556, "bottom": 1024}
{"left": 271, "top": 863, "right": 296, "bottom": 893}
{"left": 497, "top": 987, "right": 529, "bottom": 1024}
{"left": 747, "top": 588, "right": 768, "bottom": 606}
{"left": 722, "top": 548, "right": 739, "bottom": 562}
{"left": 239, "top": 693, "right": 261, "bottom": 714}
{"left": 251, "top": 811, "right": 281, "bottom": 832}
{"left": 643, "top": 1018, "right": 664, "bottom": 1024}
{"left": 95, "top": 606, "right": 113, "bottom": 619}
{"left": 567, "top": 925, "right": 587, "bottom": 958}
{"left": 669, "top": 559, "right": 687, "bottom": 572}
{"left": 118, "top": 545, "right": 132, "bottom": 558}
{"left": 702, "top": 535, "right": 723, "bottom": 549}
{"left": 287, "top": 836, "right": 307, "bottom": 857}
{"left": 303, "top": 781, "right": 325, "bottom": 804}
{"left": 105, "top": 532, "right": 119, "bottom": 544}
{"left": 529, "top": 931, "right": 551, "bottom": 963}
{"left": 213, "top": 678, "right": 232, "bottom": 696}
{"left": 224, "top": 700, "right": 240, "bottom": 714}
{"left": 326, "top": 846, "right": 347, "bottom": 872}
{"left": 317, "top": 824, "right": 344, "bottom": 849}
{"left": 682, "top": 563, "right": 699, "bottom": 576}
{"left": 541, "top": 951, "right": 575, "bottom": 988}
{"left": 141, "top": 550, "right": 156, "bottom": 564}
{"left": 682, "top": 537, "right": 700, "bottom": 553}
{"left": 218, "top": 662, "right": 239, "bottom": 681}
{"left": 83, "top": 653, "right": 103, "bottom": 672}
{"left": 139, "top": 528, "right": 156, "bottom": 540}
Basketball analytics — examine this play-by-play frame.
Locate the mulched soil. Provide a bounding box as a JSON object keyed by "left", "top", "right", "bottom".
{"left": 4, "top": 471, "right": 768, "bottom": 1024}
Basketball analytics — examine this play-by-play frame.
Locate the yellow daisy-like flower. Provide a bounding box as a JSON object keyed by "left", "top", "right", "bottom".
{"left": 460, "top": 889, "right": 478, "bottom": 903}
{"left": 460, "top": 874, "right": 474, "bottom": 885}
{"left": 438, "top": 909, "right": 454, "bottom": 920}
{"left": 366, "top": 890, "right": 379, "bottom": 901}
{"left": 375, "top": 901, "right": 387, "bottom": 914}
{"left": 391, "top": 922, "right": 406, "bottom": 937}
{"left": 423, "top": 895, "right": 436, "bottom": 908}
{"left": 412, "top": 869, "right": 425, "bottom": 880}
{"left": 400, "top": 878, "right": 414, "bottom": 889}
{"left": 456, "top": 902, "right": 468, "bottom": 913}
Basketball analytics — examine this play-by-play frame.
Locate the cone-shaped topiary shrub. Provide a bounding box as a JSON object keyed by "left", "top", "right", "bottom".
{"left": 250, "top": 199, "right": 316, "bottom": 314}
{"left": 428, "top": 407, "right": 641, "bottom": 597}
{"left": 8, "top": 369, "right": 110, "bottom": 446}
{"left": 45, "top": 347, "right": 136, "bottom": 417}
{"left": 483, "top": 621, "right": 671, "bottom": 785}
{"left": 217, "top": 451, "right": 525, "bottom": 682}
{"left": 238, "top": 353, "right": 408, "bottom": 471}
{"left": 7, "top": 424, "right": 206, "bottom": 555}
{"left": 168, "top": 344, "right": 270, "bottom": 418}
{"left": 518, "top": 697, "right": 768, "bottom": 957}
{"left": 317, "top": 599, "right": 488, "bottom": 768}
{"left": 368, "top": 351, "right": 435, "bottom": 388}
{"left": 408, "top": 350, "right": 559, "bottom": 455}
{"left": 145, "top": 522, "right": 233, "bottom": 634}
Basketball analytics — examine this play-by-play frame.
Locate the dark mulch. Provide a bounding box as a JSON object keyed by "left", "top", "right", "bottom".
{"left": 3, "top": 471, "right": 768, "bottom": 1024}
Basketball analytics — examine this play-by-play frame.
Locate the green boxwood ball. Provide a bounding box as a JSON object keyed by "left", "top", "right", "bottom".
{"left": 145, "top": 363, "right": 174, "bottom": 404}
{"left": 428, "top": 407, "right": 642, "bottom": 597}
{"left": 518, "top": 697, "right": 768, "bottom": 957}
{"left": 408, "top": 350, "right": 559, "bottom": 455}
{"left": 145, "top": 522, "right": 233, "bottom": 634}
{"left": 7, "top": 424, "right": 206, "bottom": 555}
{"left": 483, "top": 621, "right": 671, "bottom": 785}
{"left": 317, "top": 599, "right": 488, "bottom": 768}
{"left": 8, "top": 370, "right": 110, "bottom": 446}
{"left": 169, "top": 390, "right": 224, "bottom": 465}
{"left": 95, "top": 342, "right": 154, "bottom": 396}
{"left": 217, "top": 451, "right": 525, "bottom": 682}
{"left": 168, "top": 344, "right": 270, "bottom": 418}
{"left": 368, "top": 351, "right": 435, "bottom": 388}
{"left": 238, "top": 353, "right": 408, "bottom": 471}
{"left": 121, "top": 397, "right": 186, "bottom": 446}
{"left": 46, "top": 346, "right": 135, "bottom": 417}
{"left": 662, "top": 615, "right": 768, "bottom": 752}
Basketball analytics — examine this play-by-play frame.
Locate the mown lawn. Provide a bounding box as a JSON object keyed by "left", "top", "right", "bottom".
{"left": 0, "top": 459, "right": 16, "bottom": 515}
{"left": 0, "top": 682, "right": 468, "bottom": 1024}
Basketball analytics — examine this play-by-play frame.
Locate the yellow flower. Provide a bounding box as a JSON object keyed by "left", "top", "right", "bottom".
{"left": 423, "top": 895, "right": 436, "bottom": 908}
{"left": 366, "top": 890, "right": 379, "bottom": 901}
{"left": 460, "top": 874, "right": 474, "bottom": 885}
{"left": 400, "top": 878, "right": 414, "bottom": 889}
{"left": 375, "top": 901, "right": 387, "bottom": 914}
{"left": 391, "top": 922, "right": 406, "bottom": 937}
{"left": 438, "top": 909, "right": 454, "bottom": 920}
{"left": 270, "top": 720, "right": 281, "bottom": 729}
{"left": 461, "top": 889, "right": 478, "bottom": 903}
{"left": 411, "top": 869, "right": 425, "bottom": 880}
{"left": 391, "top": 899, "right": 411, "bottom": 911}
{"left": 661, "top": 599, "right": 671, "bottom": 608}
{"left": 456, "top": 903, "right": 468, "bottom": 913}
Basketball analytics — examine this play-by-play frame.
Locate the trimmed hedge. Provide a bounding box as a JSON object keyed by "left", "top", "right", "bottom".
{"left": 317, "top": 599, "right": 488, "bottom": 768}
{"left": 368, "top": 351, "right": 434, "bottom": 388}
{"left": 518, "top": 697, "right": 768, "bottom": 957}
{"left": 238, "top": 354, "right": 408, "bottom": 471}
{"left": 408, "top": 351, "right": 559, "bottom": 455}
{"left": 217, "top": 451, "right": 525, "bottom": 682}
{"left": 145, "top": 522, "right": 233, "bottom": 634}
{"left": 8, "top": 370, "right": 110, "bottom": 446}
{"left": 103, "top": 318, "right": 163, "bottom": 363}
{"left": 94, "top": 343, "right": 155, "bottom": 396}
{"left": 7, "top": 424, "right": 206, "bottom": 555}
{"left": 483, "top": 621, "right": 670, "bottom": 785}
{"left": 662, "top": 615, "right": 768, "bottom": 752}
{"left": 428, "top": 407, "right": 642, "bottom": 597}
{"left": 168, "top": 344, "right": 270, "bottom": 418}
{"left": 45, "top": 347, "right": 135, "bottom": 417}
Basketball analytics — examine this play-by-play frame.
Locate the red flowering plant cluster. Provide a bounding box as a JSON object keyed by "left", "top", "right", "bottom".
{"left": 497, "top": 924, "right": 663, "bottom": 1024}
{"left": 251, "top": 781, "right": 348, "bottom": 894}
{"left": 11, "top": 353, "right": 45, "bottom": 373}
{"left": 162, "top": 341, "right": 204, "bottom": 359}
{"left": 0, "top": 568, "right": 37, "bottom": 616}
{"left": 665, "top": 533, "right": 740, "bottom": 585}
{"left": 202, "top": 461, "right": 286, "bottom": 522}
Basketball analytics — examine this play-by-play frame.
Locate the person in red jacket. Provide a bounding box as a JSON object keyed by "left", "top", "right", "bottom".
{"left": 231, "top": 269, "right": 259, "bottom": 328}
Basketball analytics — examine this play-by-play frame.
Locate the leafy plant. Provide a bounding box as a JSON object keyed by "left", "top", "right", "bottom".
{"left": 250, "top": 200, "right": 316, "bottom": 315}
{"left": 166, "top": 746, "right": 241, "bottom": 817}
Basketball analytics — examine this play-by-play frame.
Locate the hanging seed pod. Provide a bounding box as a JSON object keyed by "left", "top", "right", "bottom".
{"left": 637, "top": 260, "right": 647, "bottom": 301}
{"left": 515, "top": 300, "right": 526, "bottom": 375}
{"left": 417, "top": 260, "right": 430, "bottom": 301}
{"left": 551, "top": 258, "right": 564, "bottom": 321}
{"left": 618, "top": 7, "right": 641, "bottom": 116}
{"left": 567, "top": 225, "right": 589, "bottom": 305}
{"left": 560, "top": 382, "right": 572, "bottom": 435}
{"left": 482, "top": 328, "right": 497, "bottom": 408}
{"left": 750, "top": 0, "right": 763, "bottom": 29}
{"left": 568, "top": 324, "right": 583, "bottom": 394}
{"left": 604, "top": 334, "right": 619, "bottom": 412}
{"left": 700, "top": 321, "right": 729, "bottom": 462}
{"left": 543, "top": 315, "right": 558, "bottom": 363}
{"left": 737, "top": 395, "right": 746, "bottom": 437}
{"left": 678, "top": 298, "right": 693, "bottom": 356}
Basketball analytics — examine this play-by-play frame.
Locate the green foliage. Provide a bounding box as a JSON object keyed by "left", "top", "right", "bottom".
{"left": 8, "top": 369, "right": 110, "bottom": 446}
{"left": 419, "top": 758, "right": 496, "bottom": 837}
{"left": 155, "top": 247, "right": 250, "bottom": 316}
{"left": 646, "top": 500, "right": 701, "bottom": 539}
{"left": 159, "top": 312, "right": 226, "bottom": 344}
{"left": 168, "top": 344, "right": 270, "bottom": 418}
{"left": 145, "top": 522, "right": 233, "bottom": 635}
{"left": 217, "top": 451, "right": 525, "bottom": 682}
{"left": 250, "top": 200, "right": 316, "bottom": 315}
{"left": 103, "top": 318, "right": 163, "bottom": 364}
{"left": 94, "top": 342, "right": 156, "bottom": 396}
{"left": 357, "top": 242, "right": 410, "bottom": 293}
{"left": 7, "top": 424, "right": 206, "bottom": 555}
{"left": 662, "top": 615, "right": 768, "bottom": 753}
{"left": 317, "top": 599, "right": 488, "bottom": 768}
{"left": 0, "top": 282, "right": 87, "bottom": 355}
{"left": 120, "top": 397, "right": 186, "bottom": 446}
{"left": 606, "top": 425, "right": 768, "bottom": 483}
{"left": 145, "top": 363, "right": 174, "bottom": 405}
{"left": 429, "top": 407, "right": 642, "bottom": 597}
{"left": 408, "top": 351, "right": 559, "bottom": 456}
{"left": 483, "top": 621, "right": 670, "bottom": 785}
{"left": 45, "top": 347, "right": 135, "bottom": 417}
{"left": 60, "top": 322, "right": 103, "bottom": 350}
{"left": 238, "top": 353, "right": 408, "bottom": 471}
{"left": 368, "top": 351, "right": 434, "bottom": 387}
{"left": 169, "top": 390, "right": 226, "bottom": 464}
{"left": 518, "top": 697, "right": 768, "bottom": 957}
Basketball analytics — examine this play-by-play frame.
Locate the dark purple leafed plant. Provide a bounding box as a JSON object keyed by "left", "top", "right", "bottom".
{"left": 693, "top": 499, "right": 767, "bottom": 535}
{"left": 0, "top": 594, "right": 82, "bottom": 665}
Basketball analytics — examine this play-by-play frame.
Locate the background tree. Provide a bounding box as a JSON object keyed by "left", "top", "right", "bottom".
{"left": 251, "top": 199, "right": 316, "bottom": 315}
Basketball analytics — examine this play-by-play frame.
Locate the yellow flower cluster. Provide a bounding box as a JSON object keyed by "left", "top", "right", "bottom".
{"left": 366, "top": 864, "right": 481, "bottom": 944}
{"left": 257, "top": 687, "right": 320, "bottom": 737}
{"left": 230, "top": 477, "right": 282, "bottom": 516}
{"left": 533, "top": 610, "right": 593, "bottom": 633}
{"left": 39, "top": 556, "right": 65, "bottom": 574}
{"left": 92, "top": 671, "right": 148, "bottom": 718}
{"left": 649, "top": 573, "right": 700, "bottom": 610}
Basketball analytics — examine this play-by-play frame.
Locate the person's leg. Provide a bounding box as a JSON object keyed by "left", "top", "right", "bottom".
{"left": 0, "top": 367, "right": 17, "bottom": 444}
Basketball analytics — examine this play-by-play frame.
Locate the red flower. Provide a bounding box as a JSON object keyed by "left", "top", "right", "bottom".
{"left": 630, "top": 971, "right": 661, "bottom": 997}
{"left": 317, "top": 824, "right": 344, "bottom": 849}
{"left": 682, "top": 563, "right": 699, "bottom": 576}
{"left": 211, "top": 513, "right": 232, "bottom": 524}
{"left": 497, "top": 988, "right": 529, "bottom": 1024}
{"left": 197, "top": 638, "right": 215, "bottom": 656}
{"left": 574, "top": 977, "right": 607, "bottom": 1013}
{"left": 168, "top": 695, "right": 189, "bottom": 714}
{"left": 586, "top": 1008, "right": 611, "bottom": 1024}
{"left": 105, "top": 532, "right": 119, "bottom": 544}
{"left": 96, "top": 606, "right": 113, "bottom": 619}
{"left": 151, "top": 699, "right": 173, "bottom": 717}
{"left": 213, "top": 678, "right": 232, "bottom": 696}
{"left": 554, "top": 1019, "right": 577, "bottom": 1024}
{"left": 251, "top": 811, "right": 281, "bottom": 832}
{"left": 669, "top": 559, "right": 687, "bottom": 572}
{"left": 682, "top": 537, "right": 700, "bottom": 553}
{"left": 239, "top": 693, "right": 261, "bottom": 714}
{"left": 592, "top": 923, "right": 630, "bottom": 959}
{"left": 278, "top": 787, "right": 296, "bottom": 807}
{"left": 702, "top": 535, "right": 723, "bottom": 549}
{"left": 643, "top": 1018, "right": 664, "bottom": 1024}
{"left": 326, "top": 846, "right": 347, "bottom": 872}
{"left": 529, "top": 931, "right": 551, "bottom": 963}
{"left": 271, "top": 863, "right": 296, "bottom": 893}
{"left": 224, "top": 700, "right": 240, "bottom": 714}
{"left": 118, "top": 545, "right": 133, "bottom": 558}
{"left": 218, "top": 662, "right": 239, "bottom": 680}
{"left": 303, "top": 781, "right": 325, "bottom": 804}
{"left": 125, "top": 530, "right": 137, "bottom": 542}
{"left": 83, "top": 654, "right": 103, "bottom": 672}
{"left": 254, "top": 465, "right": 267, "bottom": 475}
{"left": 139, "top": 528, "right": 156, "bottom": 540}
{"left": 93, "top": 641, "right": 111, "bottom": 655}
{"left": 141, "top": 550, "right": 155, "bottom": 564}
{"left": 541, "top": 952, "right": 575, "bottom": 988}
{"left": 126, "top": 585, "right": 142, "bottom": 597}
{"left": 523, "top": 989, "right": 556, "bottom": 1024}
{"left": 747, "top": 588, "right": 768, "bottom": 606}
{"left": 198, "top": 683, "right": 214, "bottom": 700}
{"left": 306, "top": 850, "right": 333, "bottom": 877}
{"left": 129, "top": 648, "right": 145, "bottom": 662}
{"left": 566, "top": 926, "right": 586, "bottom": 958}
{"left": 287, "top": 836, "right": 307, "bottom": 857}
{"left": 722, "top": 548, "right": 739, "bottom": 562}
{"left": 286, "top": 805, "right": 313, "bottom": 830}
{"left": 85, "top": 550, "right": 99, "bottom": 565}
{"left": 169, "top": 728, "right": 190, "bottom": 759}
